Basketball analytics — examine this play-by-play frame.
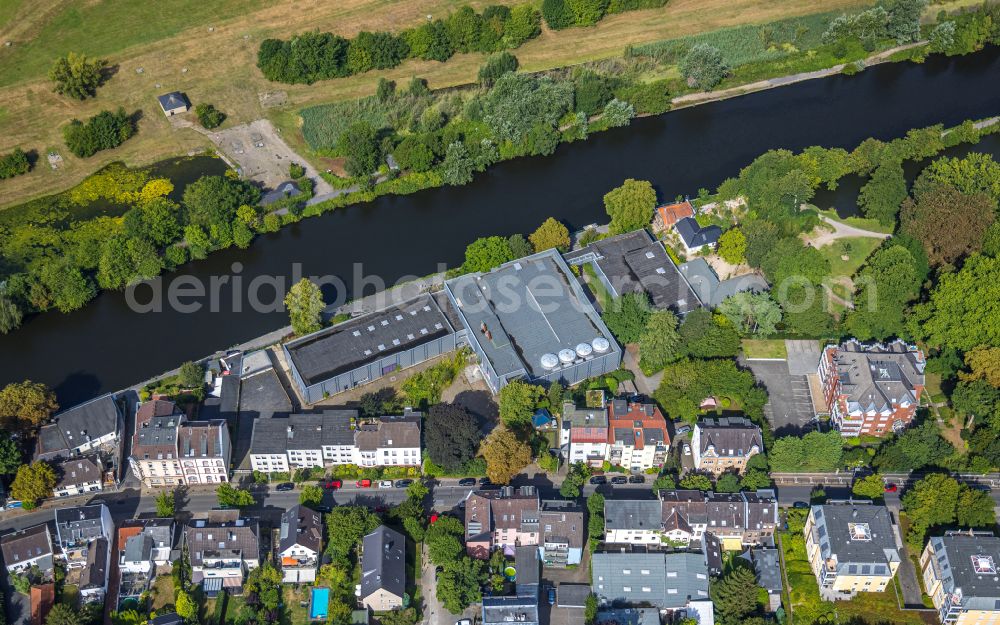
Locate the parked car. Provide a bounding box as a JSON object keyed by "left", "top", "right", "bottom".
{"left": 378, "top": 480, "right": 394, "bottom": 489}
{"left": 479, "top": 477, "right": 493, "bottom": 486}
{"left": 628, "top": 475, "right": 645, "bottom": 484}
{"left": 275, "top": 482, "right": 294, "bottom": 492}
{"left": 313, "top": 505, "right": 332, "bottom": 513}
{"left": 792, "top": 501, "right": 810, "bottom": 509}
{"left": 395, "top": 479, "right": 413, "bottom": 488}
{"left": 456, "top": 620, "right": 472, "bottom": 625}
{"left": 884, "top": 483, "right": 898, "bottom": 493}
{"left": 610, "top": 476, "right": 628, "bottom": 485}
{"left": 5, "top": 500, "right": 22, "bottom": 509}
{"left": 356, "top": 479, "right": 372, "bottom": 488}
{"left": 683, "top": 444, "right": 691, "bottom": 455}
{"left": 547, "top": 587, "right": 556, "bottom": 605}
{"left": 322, "top": 479, "right": 342, "bottom": 490}
{"left": 675, "top": 425, "right": 691, "bottom": 436}
{"left": 458, "top": 478, "right": 477, "bottom": 487}
{"left": 589, "top": 476, "right": 607, "bottom": 485}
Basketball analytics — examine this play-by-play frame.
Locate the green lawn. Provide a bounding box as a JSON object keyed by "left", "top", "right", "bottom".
{"left": 817, "top": 236, "right": 883, "bottom": 279}
{"left": 0, "top": 0, "right": 25, "bottom": 29}
{"left": 149, "top": 575, "right": 175, "bottom": 612}
{"left": 283, "top": 586, "right": 310, "bottom": 625}
{"left": 742, "top": 339, "right": 788, "bottom": 360}
{"left": 924, "top": 372, "right": 947, "bottom": 404}
{"left": 0, "top": 0, "right": 267, "bottom": 87}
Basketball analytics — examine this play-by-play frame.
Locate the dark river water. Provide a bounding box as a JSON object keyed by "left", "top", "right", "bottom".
{"left": 5, "top": 46, "right": 1000, "bottom": 405}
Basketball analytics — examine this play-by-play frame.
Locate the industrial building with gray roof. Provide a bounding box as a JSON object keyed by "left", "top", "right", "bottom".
{"left": 445, "top": 249, "right": 621, "bottom": 393}
{"left": 283, "top": 293, "right": 459, "bottom": 403}
{"left": 591, "top": 551, "right": 710, "bottom": 609}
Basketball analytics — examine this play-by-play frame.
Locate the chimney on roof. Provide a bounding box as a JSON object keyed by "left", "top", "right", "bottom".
{"left": 287, "top": 426, "right": 293, "bottom": 439}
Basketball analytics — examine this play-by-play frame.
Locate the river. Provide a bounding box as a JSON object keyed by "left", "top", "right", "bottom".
{"left": 4, "top": 46, "right": 1000, "bottom": 405}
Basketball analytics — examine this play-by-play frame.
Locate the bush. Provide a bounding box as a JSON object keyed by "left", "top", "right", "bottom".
{"left": 478, "top": 52, "right": 519, "bottom": 87}
{"left": 289, "top": 162, "right": 306, "bottom": 179}
{"left": 680, "top": 43, "right": 729, "bottom": 90}
{"left": 63, "top": 108, "right": 135, "bottom": 158}
{"left": 0, "top": 148, "right": 31, "bottom": 179}
{"left": 195, "top": 103, "right": 226, "bottom": 129}
{"left": 614, "top": 80, "right": 671, "bottom": 115}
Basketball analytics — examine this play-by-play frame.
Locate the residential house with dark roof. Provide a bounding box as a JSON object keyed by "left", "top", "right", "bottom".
{"left": 805, "top": 501, "right": 900, "bottom": 599}
{"left": 78, "top": 537, "right": 110, "bottom": 603}
{"left": 560, "top": 401, "right": 610, "bottom": 468}
{"left": 653, "top": 201, "right": 696, "bottom": 233}
{"left": 278, "top": 505, "right": 322, "bottom": 583}
{"left": 55, "top": 505, "right": 113, "bottom": 569}
{"left": 249, "top": 410, "right": 358, "bottom": 473}
{"left": 674, "top": 217, "right": 722, "bottom": 255}
{"left": 921, "top": 531, "right": 1000, "bottom": 625}
{"left": 482, "top": 595, "right": 540, "bottom": 625}
{"left": 118, "top": 519, "right": 174, "bottom": 602}
{"left": 819, "top": 339, "right": 926, "bottom": 437}
{"left": 591, "top": 551, "right": 711, "bottom": 610}
{"left": 184, "top": 512, "right": 260, "bottom": 596}
{"left": 607, "top": 400, "right": 669, "bottom": 472}
{"left": 563, "top": 229, "right": 701, "bottom": 315}
{"left": 35, "top": 394, "right": 123, "bottom": 463}
{"left": 692, "top": 417, "right": 763, "bottom": 475}
{"left": 1, "top": 524, "right": 54, "bottom": 576}
{"left": 130, "top": 400, "right": 185, "bottom": 487}
{"left": 539, "top": 500, "right": 584, "bottom": 567}
{"left": 658, "top": 489, "right": 778, "bottom": 548}
{"left": 355, "top": 412, "right": 422, "bottom": 468}
{"left": 53, "top": 456, "right": 104, "bottom": 498}
{"left": 604, "top": 499, "right": 664, "bottom": 545}
{"left": 466, "top": 486, "right": 540, "bottom": 559}
{"left": 360, "top": 525, "right": 406, "bottom": 611}
{"left": 741, "top": 547, "right": 783, "bottom": 611}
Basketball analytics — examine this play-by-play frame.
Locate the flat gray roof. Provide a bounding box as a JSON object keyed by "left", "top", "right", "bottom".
{"left": 445, "top": 250, "right": 617, "bottom": 379}
{"left": 286, "top": 294, "right": 454, "bottom": 386}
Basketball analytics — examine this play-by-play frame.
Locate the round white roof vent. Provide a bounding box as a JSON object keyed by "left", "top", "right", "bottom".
{"left": 540, "top": 353, "right": 560, "bottom": 370}
{"left": 575, "top": 342, "right": 593, "bottom": 358}
{"left": 558, "top": 349, "right": 577, "bottom": 364}
{"left": 592, "top": 337, "right": 611, "bottom": 353}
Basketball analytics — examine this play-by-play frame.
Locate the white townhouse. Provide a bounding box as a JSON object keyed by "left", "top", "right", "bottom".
{"left": 1, "top": 524, "right": 55, "bottom": 576}
{"left": 53, "top": 456, "right": 104, "bottom": 498}
{"left": 355, "top": 413, "right": 422, "bottom": 468}
{"left": 604, "top": 500, "right": 664, "bottom": 545}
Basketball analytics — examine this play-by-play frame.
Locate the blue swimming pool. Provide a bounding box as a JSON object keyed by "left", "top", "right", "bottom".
{"left": 310, "top": 587, "right": 330, "bottom": 620}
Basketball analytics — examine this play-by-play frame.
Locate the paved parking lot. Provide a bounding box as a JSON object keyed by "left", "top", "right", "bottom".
{"left": 744, "top": 358, "right": 817, "bottom": 434}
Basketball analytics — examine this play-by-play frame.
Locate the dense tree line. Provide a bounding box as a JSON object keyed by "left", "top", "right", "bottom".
{"left": 257, "top": 4, "right": 542, "bottom": 84}
{"left": 62, "top": 108, "right": 135, "bottom": 158}
{"left": 542, "top": 0, "right": 667, "bottom": 30}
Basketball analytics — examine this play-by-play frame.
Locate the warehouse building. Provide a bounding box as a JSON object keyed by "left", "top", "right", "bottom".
{"left": 283, "top": 293, "right": 460, "bottom": 404}
{"left": 444, "top": 249, "right": 621, "bottom": 394}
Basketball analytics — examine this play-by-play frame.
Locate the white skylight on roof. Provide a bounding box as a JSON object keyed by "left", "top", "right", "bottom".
{"left": 392, "top": 339, "right": 400, "bottom": 346}
{"left": 367, "top": 325, "right": 375, "bottom": 332}
{"left": 352, "top": 330, "right": 361, "bottom": 337}
{"left": 423, "top": 306, "right": 431, "bottom": 312}
{"left": 381, "top": 320, "right": 389, "bottom": 326}
{"left": 407, "top": 334, "right": 414, "bottom": 340}
{"left": 645, "top": 251, "right": 655, "bottom": 259}
{"left": 377, "top": 344, "right": 385, "bottom": 351}
{"left": 848, "top": 523, "right": 871, "bottom": 541}
{"left": 434, "top": 323, "right": 443, "bottom": 330}
{"left": 395, "top": 315, "right": 403, "bottom": 321}
{"left": 656, "top": 267, "right": 666, "bottom": 274}
{"left": 972, "top": 555, "right": 996, "bottom": 575}
{"left": 410, "top": 310, "right": 418, "bottom": 316}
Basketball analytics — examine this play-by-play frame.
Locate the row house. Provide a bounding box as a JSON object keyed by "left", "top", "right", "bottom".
{"left": 607, "top": 399, "right": 669, "bottom": 472}
{"left": 692, "top": 417, "right": 763, "bottom": 475}
{"left": 819, "top": 339, "right": 926, "bottom": 437}
{"left": 55, "top": 505, "right": 113, "bottom": 603}
{"left": 249, "top": 410, "right": 421, "bottom": 473}
{"left": 560, "top": 401, "right": 609, "bottom": 467}
{"left": 464, "top": 487, "right": 586, "bottom": 566}
{"left": 602, "top": 490, "right": 778, "bottom": 549}
{"left": 53, "top": 456, "right": 104, "bottom": 498}
{"left": 118, "top": 519, "right": 175, "bottom": 603}
{"left": 278, "top": 505, "right": 322, "bottom": 583}
{"left": 1, "top": 524, "right": 55, "bottom": 577}
{"left": 184, "top": 511, "right": 260, "bottom": 597}
{"left": 35, "top": 394, "right": 123, "bottom": 463}
{"left": 129, "top": 400, "right": 231, "bottom": 487}
{"left": 921, "top": 531, "right": 1000, "bottom": 625}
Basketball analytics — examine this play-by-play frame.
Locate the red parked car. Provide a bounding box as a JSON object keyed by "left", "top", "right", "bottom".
{"left": 356, "top": 479, "right": 372, "bottom": 488}
{"left": 884, "top": 483, "right": 898, "bottom": 493}
{"left": 322, "top": 479, "right": 342, "bottom": 490}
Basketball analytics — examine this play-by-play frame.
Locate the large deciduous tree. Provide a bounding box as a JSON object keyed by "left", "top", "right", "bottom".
{"left": 858, "top": 160, "right": 908, "bottom": 226}
{"left": 462, "top": 236, "right": 514, "bottom": 273}
{"left": 601, "top": 292, "right": 651, "bottom": 344}
{"left": 910, "top": 254, "right": 1000, "bottom": 351}
{"left": 325, "top": 506, "right": 380, "bottom": 564}
{"left": 482, "top": 428, "right": 532, "bottom": 484}
{"left": 183, "top": 175, "right": 260, "bottom": 231}
{"left": 498, "top": 380, "right": 542, "bottom": 428}
{"left": 426, "top": 403, "right": 481, "bottom": 472}
{"left": 901, "top": 184, "right": 995, "bottom": 267}
{"left": 0, "top": 380, "right": 58, "bottom": 431}
{"left": 717, "top": 228, "right": 747, "bottom": 265}
{"left": 284, "top": 278, "right": 325, "bottom": 336}
{"left": 603, "top": 179, "right": 656, "bottom": 234}
{"left": 529, "top": 217, "right": 571, "bottom": 253}
{"left": 680, "top": 43, "right": 729, "bottom": 90}
{"left": 711, "top": 566, "right": 760, "bottom": 625}
{"left": 49, "top": 52, "right": 107, "bottom": 100}
{"left": 768, "top": 431, "right": 843, "bottom": 472}
{"left": 718, "top": 291, "right": 782, "bottom": 336}
{"left": 844, "top": 244, "right": 921, "bottom": 340}
{"left": 215, "top": 483, "right": 254, "bottom": 508}
{"left": 11, "top": 461, "right": 56, "bottom": 510}
{"left": 638, "top": 310, "right": 682, "bottom": 372}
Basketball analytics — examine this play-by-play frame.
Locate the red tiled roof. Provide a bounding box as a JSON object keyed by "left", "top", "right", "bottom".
{"left": 31, "top": 583, "right": 55, "bottom": 625}
{"left": 608, "top": 401, "right": 669, "bottom": 450}
{"left": 655, "top": 201, "right": 695, "bottom": 229}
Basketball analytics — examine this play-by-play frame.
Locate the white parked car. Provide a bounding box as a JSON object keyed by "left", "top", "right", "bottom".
{"left": 456, "top": 620, "right": 472, "bottom": 625}
{"left": 683, "top": 444, "right": 692, "bottom": 456}
{"left": 378, "top": 480, "right": 394, "bottom": 489}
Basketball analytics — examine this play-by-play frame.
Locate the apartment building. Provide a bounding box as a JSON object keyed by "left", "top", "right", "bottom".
{"left": 692, "top": 417, "right": 763, "bottom": 475}
{"left": 360, "top": 526, "right": 406, "bottom": 612}
{"left": 819, "top": 339, "right": 926, "bottom": 437}
{"left": 561, "top": 401, "right": 610, "bottom": 467}
{"left": 605, "top": 500, "right": 664, "bottom": 545}
{"left": 591, "top": 551, "right": 711, "bottom": 610}
{"left": 805, "top": 502, "right": 900, "bottom": 599}
{"left": 607, "top": 399, "right": 669, "bottom": 472}
{"left": 539, "top": 500, "right": 584, "bottom": 567}
{"left": 184, "top": 512, "right": 260, "bottom": 597}
{"left": 466, "top": 486, "right": 541, "bottom": 558}
{"left": 922, "top": 531, "right": 1000, "bottom": 625}
{"left": 35, "top": 394, "right": 123, "bottom": 463}
{"left": 130, "top": 400, "right": 232, "bottom": 486}
{"left": 249, "top": 410, "right": 421, "bottom": 472}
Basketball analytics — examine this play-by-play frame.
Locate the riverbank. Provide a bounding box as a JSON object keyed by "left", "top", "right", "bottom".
{"left": 3, "top": 43, "right": 1000, "bottom": 405}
